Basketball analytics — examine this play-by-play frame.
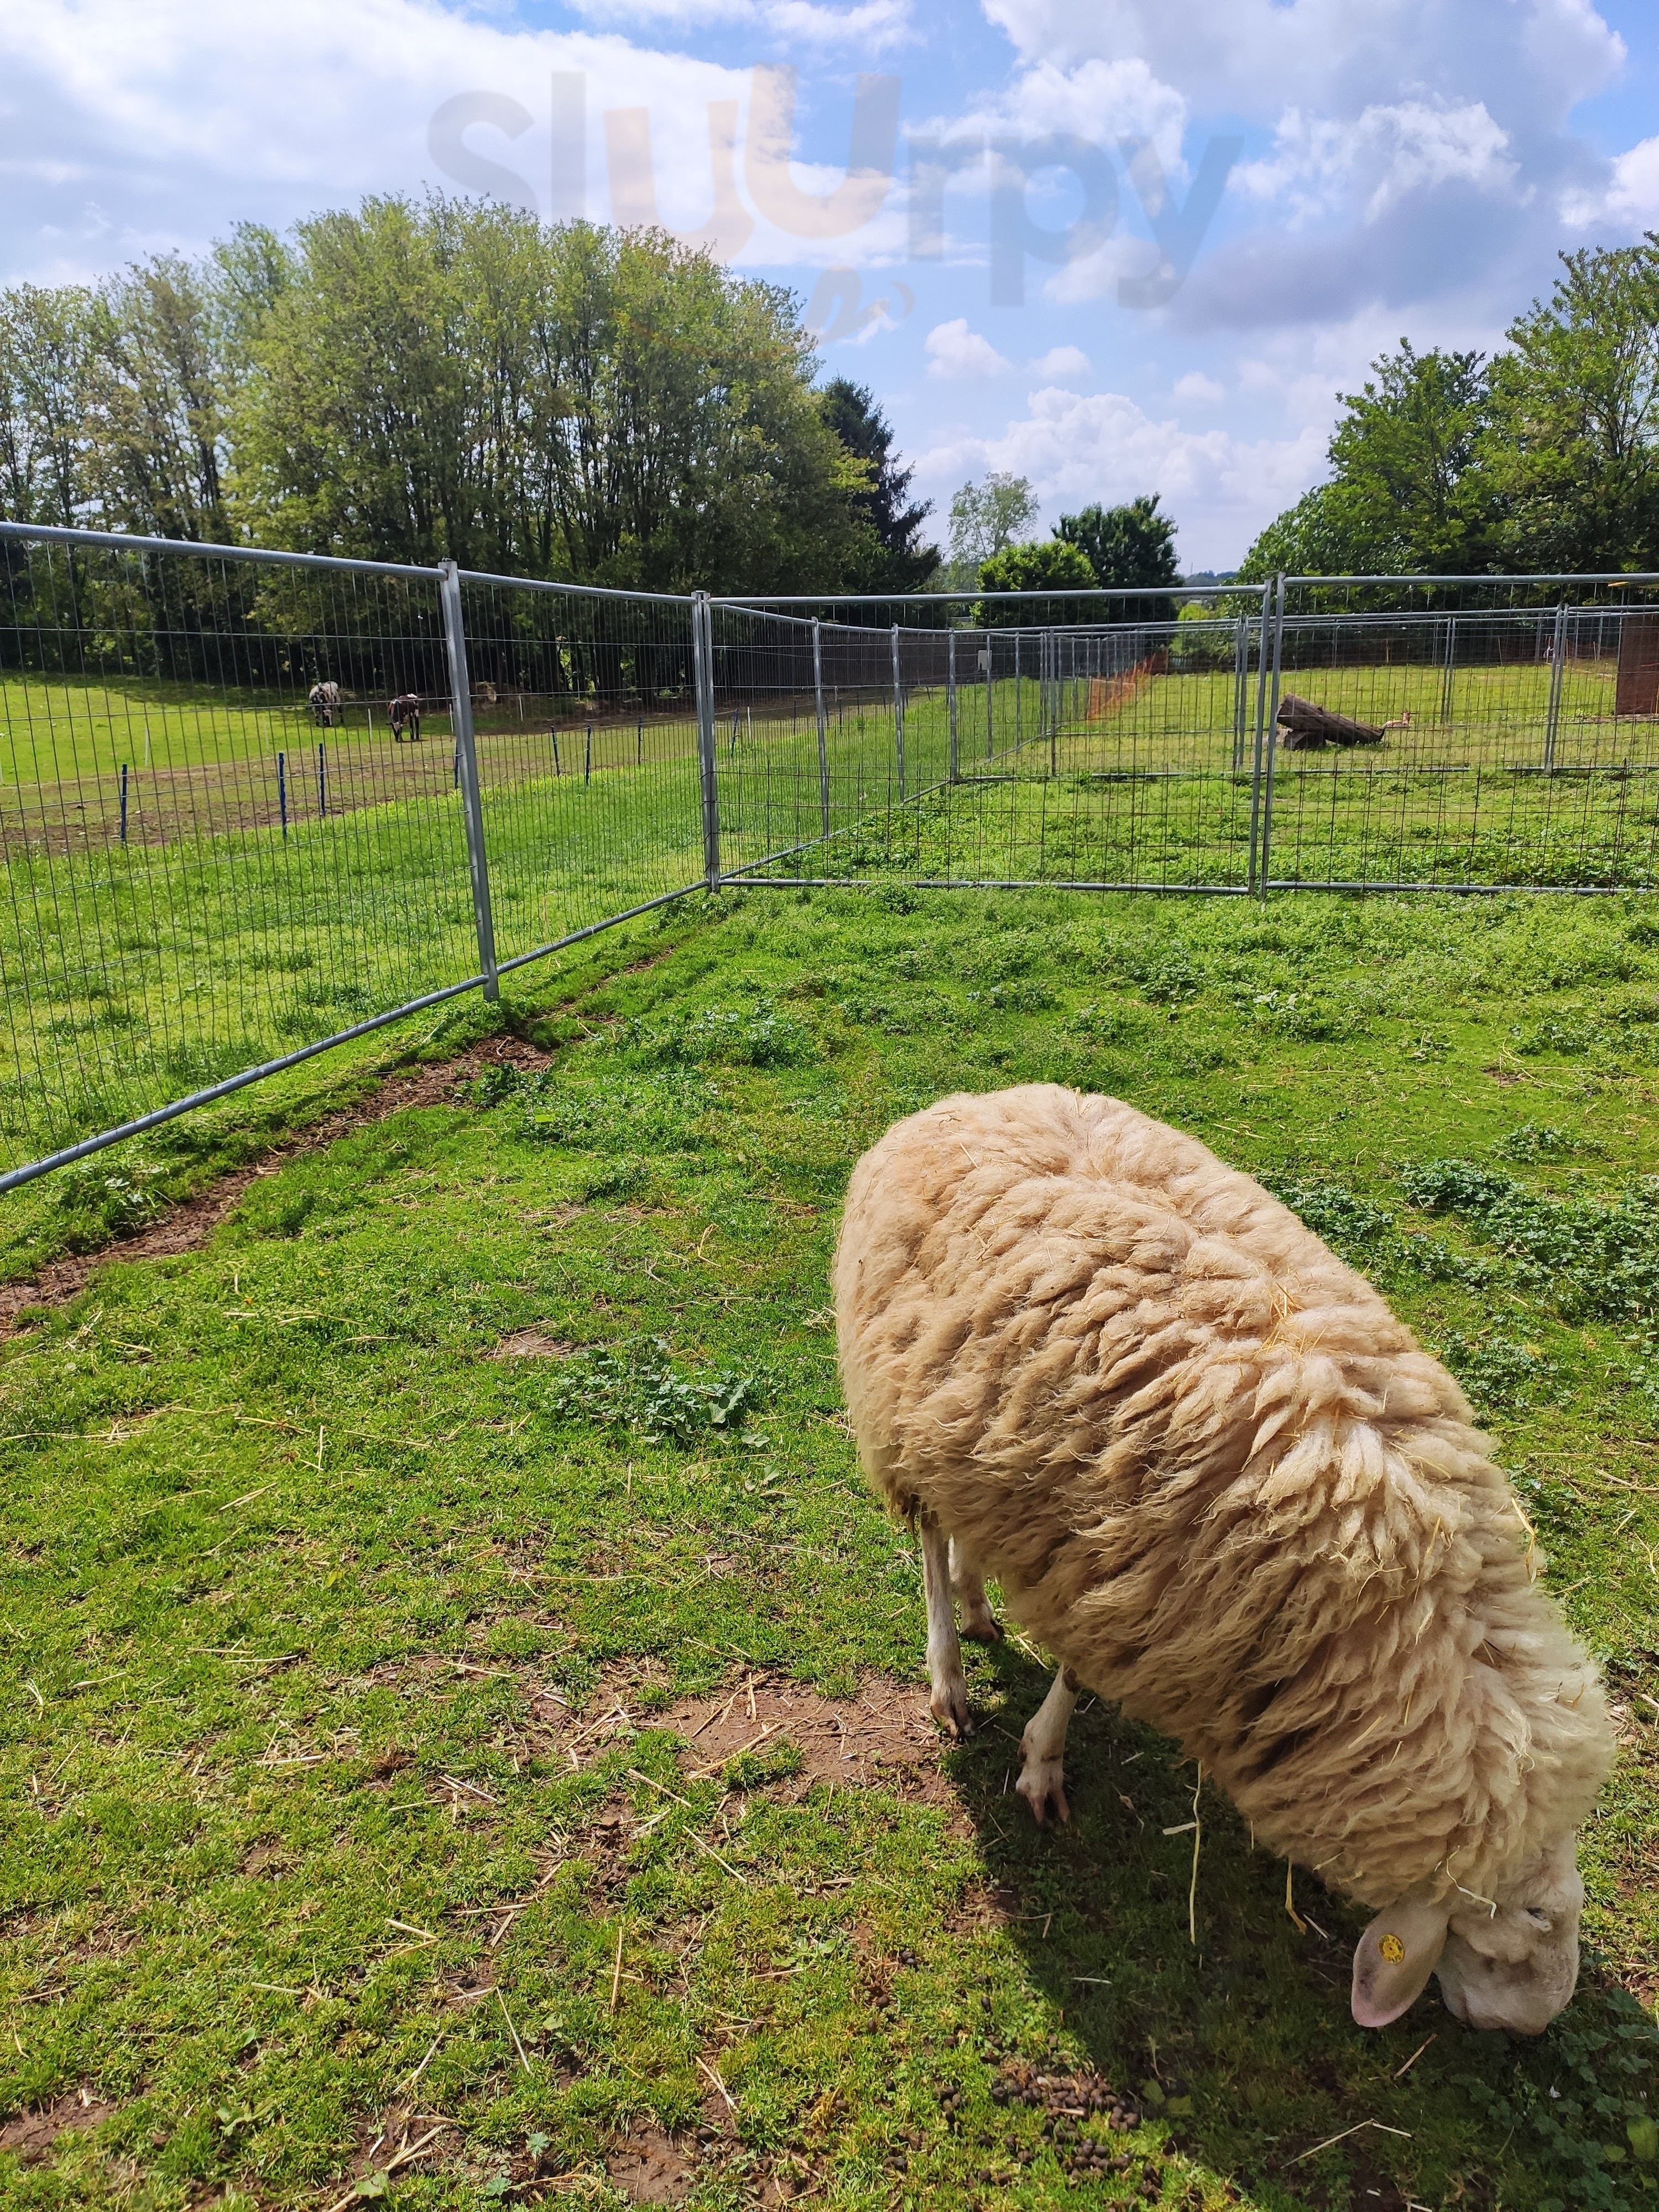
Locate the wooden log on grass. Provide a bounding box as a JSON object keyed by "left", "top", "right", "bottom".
{"left": 1275, "top": 693, "right": 1396, "bottom": 750}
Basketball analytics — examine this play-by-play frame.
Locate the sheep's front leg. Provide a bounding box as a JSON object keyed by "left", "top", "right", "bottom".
{"left": 950, "top": 1538, "right": 1002, "bottom": 1643}
{"left": 1016, "top": 1668, "right": 1078, "bottom": 1826}
{"left": 921, "top": 1520, "right": 972, "bottom": 1737}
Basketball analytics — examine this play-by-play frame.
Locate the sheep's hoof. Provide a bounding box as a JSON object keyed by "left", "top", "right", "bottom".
{"left": 1016, "top": 1758, "right": 1070, "bottom": 1827}
{"left": 959, "top": 1604, "right": 1003, "bottom": 1644}
{"left": 929, "top": 1676, "right": 973, "bottom": 1739}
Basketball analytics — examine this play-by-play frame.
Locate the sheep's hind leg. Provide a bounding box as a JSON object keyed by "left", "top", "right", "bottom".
{"left": 950, "top": 1539, "right": 1002, "bottom": 1642}
{"left": 921, "top": 1520, "right": 972, "bottom": 1738}
{"left": 1016, "top": 1668, "right": 1078, "bottom": 1827}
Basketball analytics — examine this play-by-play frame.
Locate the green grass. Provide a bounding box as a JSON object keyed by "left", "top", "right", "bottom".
{"left": 2, "top": 884, "right": 1657, "bottom": 2211}
{"left": 11, "top": 647, "right": 1659, "bottom": 1181}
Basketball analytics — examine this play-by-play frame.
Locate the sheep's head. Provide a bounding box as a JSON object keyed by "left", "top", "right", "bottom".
{"left": 1350, "top": 1837, "right": 1585, "bottom": 2036}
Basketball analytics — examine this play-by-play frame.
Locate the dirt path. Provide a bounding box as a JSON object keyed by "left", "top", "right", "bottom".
{"left": 0, "top": 1030, "right": 552, "bottom": 1336}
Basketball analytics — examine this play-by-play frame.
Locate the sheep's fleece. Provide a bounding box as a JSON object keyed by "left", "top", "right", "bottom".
{"left": 833, "top": 1086, "right": 1615, "bottom": 2032}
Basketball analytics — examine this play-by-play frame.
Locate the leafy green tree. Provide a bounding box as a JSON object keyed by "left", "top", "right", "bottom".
{"left": 819, "top": 375, "right": 938, "bottom": 592}
{"left": 1237, "top": 484, "right": 1352, "bottom": 582}
{"left": 0, "top": 284, "right": 105, "bottom": 528}
{"left": 233, "top": 200, "right": 861, "bottom": 592}
{"left": 87, "top": 257, "right": 232, "bottom": 542}
{"left": 975, "top": 535, "right": 1097, "bottom": 624}
{"left": 1323, "top": 342, "right": 1493, "bottom": 573}
{"left": 1240, "top": 343, "right": 1496, "bottom": 581}
{"left": 1055, "top": 494, "right": 1180, "bottom": 592}
{"left": 1172, "top": 599, "right": 1235, "bottom": 669}
{"left": 1482, "top": 237, "right": 1659, "bottom": 572}
{"left": 948, "top": 473, "right": 1037, "bottom": 587}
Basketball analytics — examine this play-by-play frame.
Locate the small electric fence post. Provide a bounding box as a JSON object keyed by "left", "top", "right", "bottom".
{"left": 316, "top": 741, "right": 326, "bottom": 817}
{"left": 118, "top": 763, "right": 128, "bottom": 846}
{"left": 278, "top": 751, "right": 288, "bottom": 839}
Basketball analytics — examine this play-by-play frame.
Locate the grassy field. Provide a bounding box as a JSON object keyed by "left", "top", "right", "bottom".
{"left": 1, "top": 884, "right": 1656, "bottom": 2211}
{"left": 2, "top": 656, "right": 1646, "bottom": 794}
{"left": 6, "top": 648, "right": 1659, "bottom": 1185}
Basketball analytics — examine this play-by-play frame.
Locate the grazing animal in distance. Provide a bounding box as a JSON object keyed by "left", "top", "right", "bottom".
{"left": 833, "top": 1086, "right": 1614, "bottom": 2033}
{"left": 307, "top": 680, "right": 341, "bottom": 728}
{"left": 389, "top": 692, "right": 423, "bottom": 743}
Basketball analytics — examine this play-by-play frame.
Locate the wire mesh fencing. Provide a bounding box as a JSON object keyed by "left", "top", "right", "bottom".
{"left": 6, "top": 531, "right": 1659, "bottom": 1193}
{"left": 708, "top": 587, "right": 1271, "bottom": 892}
{"left": 0, "top": 526, "right": 703, "bottom": 1190}
{"left": 1260, "top": 577, "right": 1659, "bottom": 889}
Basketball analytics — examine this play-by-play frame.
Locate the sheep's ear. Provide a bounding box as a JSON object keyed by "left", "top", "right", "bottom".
{"left": 1351, "top": 1900, "right": 1450, "bottom": 2028}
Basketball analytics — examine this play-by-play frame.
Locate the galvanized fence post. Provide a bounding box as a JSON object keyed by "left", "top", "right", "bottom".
{"left": 1049, "top": 629, "right": 1059, "bottom": 778}
{"left": 985, "top": 630, "right": 994, "bottom": 761}
{"left": 947, "top": 628, "right": 959, "bottom": 783}
{"left": 439, "top": 558, "right": 499, "bottom": 1001}
{"left": 1439, "top": 613, "right": 1458, "bottom": 726}
{"left": 1248, "top": 576, "right": 1286, "bottom": 899}
{"left": 1232, "top": 616, "right": 1248, "bottom": 771}
{"left": 692, "top": 591, "right": 722, "bottom": 890}
{"left": 813, "top": 617, "right": 831, "bottom": 836}
{"left": 891, "top": 623, "right": 906, "bottom": 799}
{"left": 1543, "top": 599, "right": 1568, "bottom": 770}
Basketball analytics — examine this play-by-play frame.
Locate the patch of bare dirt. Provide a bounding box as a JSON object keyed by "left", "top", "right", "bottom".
{"left": 659, "top": 1671, "right": 958, "bottom": 1807}
{"left": 0, "top": 1032, "right": 552, "bottom": 1339}
{"left": 0, "top": 2089, "right": 118, "bottom": 2162}
{"left": 1484, "top": 1065, "right": 1524, "bottom": 1086}
{"left": 333, "top": 2107, "right": 457, "bottom": 2198}
{"left": 239, "top": 1843, "right": 295, "bottom": 1877}
{"left": 488, "top": 1329, "right": 574, "bottom": 1360}
{"left": 607, "top": 2124, "right": 696, "bottom": 2205}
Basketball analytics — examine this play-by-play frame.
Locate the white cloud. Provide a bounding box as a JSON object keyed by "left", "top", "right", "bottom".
{"left": 0, "top": 0, "right": 920, "bottom": 281}
{"left": 925, "top": 317, "right": 1012, "bottom": 377}
{"left": 1031, "top": 343, "right": 1089, "bottom": 376}
{"left": 562, "top": 0, "right": 911, "bottom": 40}
{"left": 974, "top": 0, "right": 1623, "bottom": 129}
{"left": 916, "top": 382, "right": 1327, "bottom": 569}
{"left": 973, "top": 57, "right": 1186, "bottom": 178}
{"left": 1173, "top": 370, "right": 1224, "bottom": 403}
{"left": 1235, "top": 100, "right": 1518, "bottom": 227}
{"left": 1562, "top": 134, "right": 1659, "bottom": 229}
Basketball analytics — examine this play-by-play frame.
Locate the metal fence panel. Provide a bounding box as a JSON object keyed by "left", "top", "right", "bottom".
{"left": 0, "top": 533, "right": 484, "bottom": 1185}
{"left": 1258, "top": 579, "right": 1659, "bottom": 890}
{"left": 453, "top": 571, "right": 707, "bottom": 946}
{"left": 8, "top": 538, "right": 1659, "bottom": 1193}
{"left": 709, "top": 590, "right": 1269, "bottom": 892}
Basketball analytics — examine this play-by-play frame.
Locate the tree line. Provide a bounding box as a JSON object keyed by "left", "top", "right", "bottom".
{"left": 1242, "top": 237, "right": 1659, "bottom": 581}
{"left": 0, "top": 195, "right": 938, "bottom": 598}
{"left": 942, "top": 474, "right": 1182, "bottom": 624}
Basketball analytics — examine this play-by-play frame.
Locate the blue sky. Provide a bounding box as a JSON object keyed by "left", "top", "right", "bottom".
{"left": 4, "top": 0, "right": 1659, "bottom": 568}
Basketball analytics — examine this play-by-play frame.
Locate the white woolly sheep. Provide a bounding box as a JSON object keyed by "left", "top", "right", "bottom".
{"left": 833, "top": 1085, "right": 1615, "bottom": 2034}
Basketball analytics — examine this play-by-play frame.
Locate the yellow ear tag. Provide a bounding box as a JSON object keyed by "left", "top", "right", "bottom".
{"left": 1378, "top": 1933, "right": 1406, "bottom": 1964}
